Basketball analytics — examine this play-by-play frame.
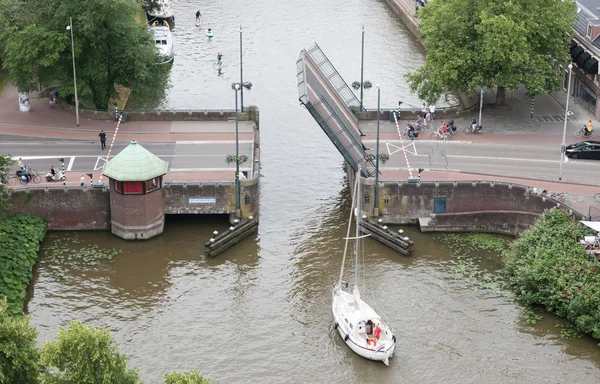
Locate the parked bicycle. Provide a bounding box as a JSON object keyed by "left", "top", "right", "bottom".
{"left": 550, "top": 192, "right": 572, "bottom": 206}
{"left": 575, "top": 125, "right": 594, "bottom": 138}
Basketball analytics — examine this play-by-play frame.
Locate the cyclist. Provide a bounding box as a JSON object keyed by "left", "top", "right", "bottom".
{"left": 585, "top": 120, "right": 593, "bottom": 136}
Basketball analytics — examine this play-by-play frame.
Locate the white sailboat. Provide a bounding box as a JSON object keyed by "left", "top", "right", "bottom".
{"left": 332, "top": 166, "right": 396, "bottom": 366}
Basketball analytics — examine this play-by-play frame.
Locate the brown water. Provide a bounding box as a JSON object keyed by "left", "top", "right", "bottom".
{"left": 25, "top": 0, "right": 600, "bottom": 383}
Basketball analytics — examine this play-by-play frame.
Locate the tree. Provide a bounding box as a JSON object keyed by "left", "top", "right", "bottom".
{"left": 406, "top": 0, "right": 577, "bottom": 105}
{"left": 39, "top": 321, "right": 141, "bottom": 384}
{"left": 163, "top": 370, "right": 212, "bottom": 384}
{"left": 2, "top": 25, "right": 67, "bottom": 91}
{"left": 0, "top": 0, "right": 170, "bottom": 109}
{"left": 0, "top": 155, "right": 14, "bottom": 217}
{"left": 0, "top": 299, "right": 40, "bottom": 384}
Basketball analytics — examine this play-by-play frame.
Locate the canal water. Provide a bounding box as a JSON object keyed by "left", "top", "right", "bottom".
{"left": 26, "top": 0, "right": 600, "bottom": 383}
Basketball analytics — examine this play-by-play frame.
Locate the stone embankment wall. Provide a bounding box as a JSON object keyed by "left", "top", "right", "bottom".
{"left": 164, "top": 177, "right": 259, "bottom": 218}
{"left": 60, "top": 103, "right": 260, "bottom": 123}
{"left": 9, "top": 187, "right": 111, "bottom": 230}
{"left": 360, "top": 181, "right": 579, "bottom": 235}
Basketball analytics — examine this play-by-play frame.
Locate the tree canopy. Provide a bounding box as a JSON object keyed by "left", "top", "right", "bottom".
{"left": 406, "top": 0, "right": 577, "bottom": 105}
{"left": 39, "top": 321, "right": 141, "bottom": 384}
{"left": 163, "top": 370, "right": 213, "bottom": 384}
{"left": 0, "top": 299, "right": 40, "bottom": 384}
{"left": 0, "top": 0, "right": 170, "bottom": 109}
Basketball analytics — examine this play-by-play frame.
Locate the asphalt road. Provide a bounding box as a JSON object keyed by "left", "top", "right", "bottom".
{"left": 3, "top": 138, "right": 599, "bottom": 186}
{"left": 363, "top": 140, "right": 600, "bottom": 186}
{"left": 0, "top": 141, "right": 255, "bottom": 174}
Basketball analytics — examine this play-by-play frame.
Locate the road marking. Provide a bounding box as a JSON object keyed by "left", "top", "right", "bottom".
{"left": 446, "top": 154, "right": 559, "bottom": 163}
{"left": 169, "top": 168, "right": 251, "bottom": 172}
{"left": 176, "top": 140, "right": 253, "bottom": 144}
{"left": 67, "top": 156, "right": 75, "bottom": 171}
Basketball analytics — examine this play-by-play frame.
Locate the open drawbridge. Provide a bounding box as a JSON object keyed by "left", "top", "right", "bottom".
{"left": 296, "top": 43, "right": 376, "bottom": 178}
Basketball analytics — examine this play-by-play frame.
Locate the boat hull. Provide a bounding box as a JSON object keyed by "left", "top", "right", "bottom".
{"left": 332, "top": 286, "right": 395, "bottom": 366}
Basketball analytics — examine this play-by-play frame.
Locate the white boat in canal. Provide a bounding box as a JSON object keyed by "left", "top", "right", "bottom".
{"left": 150, "top": 24, "right": 174, "bottom": 64}
{"left": 332, "top": 167, "right": 396, "bottom": 366}
{"left": 145, "top": 0, "right": 174, "bottom": 20}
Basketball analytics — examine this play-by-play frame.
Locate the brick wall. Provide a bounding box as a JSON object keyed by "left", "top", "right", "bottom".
{"left": 163, "top": 178, "right": 259, "bottom": 219}
{"left": 359, "top": 180, "right": 574, "bottom": 232}
{"left": 9, "top": 187, "right": 110, "bottom": 230}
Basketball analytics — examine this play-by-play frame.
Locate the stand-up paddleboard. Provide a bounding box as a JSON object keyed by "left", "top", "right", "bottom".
{"left": 195, "top": 18, "right": 201, "bottom": 27}
{"left": 206, "top": 29, "right": 213, "bottom": 38}
{"left": 215, "top": 60, "right": 224, "bottom": 70}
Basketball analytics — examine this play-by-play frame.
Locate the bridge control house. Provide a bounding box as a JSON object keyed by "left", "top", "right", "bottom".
{"left": 102, "top": 140, "right": 168, "bottom": 240}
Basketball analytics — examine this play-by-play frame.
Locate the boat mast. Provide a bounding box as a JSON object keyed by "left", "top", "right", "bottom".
{"left": 355, "top": 166, "right": 361, "bottom": 289}
{"left": 338, "top": 169, "right": 358, "bottom": 285}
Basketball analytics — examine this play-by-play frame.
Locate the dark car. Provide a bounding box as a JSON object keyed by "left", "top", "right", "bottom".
{"left": 565, "top": 141, "right": 600, "bottom": 160}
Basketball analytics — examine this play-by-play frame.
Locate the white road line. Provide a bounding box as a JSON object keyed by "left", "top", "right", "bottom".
{"left": 67, "top": 156, "right": 75, "bottom": 171}
{"left": 446, "top": 154, "right": 559, "bottom": 163}
{"left": 175, "top": 140, "right": 253, "bottom": 144}
{"left": 169, "top": 168, "right": 251, "bottom": 172}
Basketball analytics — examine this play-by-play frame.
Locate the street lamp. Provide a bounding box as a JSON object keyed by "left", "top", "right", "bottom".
{"left": 559, "top": 62, "right": 573, "bottom": 181}
{"left": 233, "top": 82, "right": 241, "bottom": 217}
{"left": 374, "top": 84, "right": 381, "bottom": 216}
{"left": 66, "top": 18, "right": 79, "bottom": 127}
{"left": 239, "top": 25, "right": 244, "bottom": 113}
{"left": 360, "top": 24, "right": 365, "bottom": 112}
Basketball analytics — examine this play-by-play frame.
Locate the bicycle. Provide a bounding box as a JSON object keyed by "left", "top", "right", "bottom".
{"left": 463, "top": 124, "right": 483, "bottom": 134}
{"left": 550, "top": 192, "right": 571, "bottom": 206}
{"left": 594, "top": 193, "right": 600, "bottom": 202}
{"left": 430, "top": 129, "right": 451, "bottom": 141}
{"left": 575, "top": 125, "right": 594, "bottom": 138}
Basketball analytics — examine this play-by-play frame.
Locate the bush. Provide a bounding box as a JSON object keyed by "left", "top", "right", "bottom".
{"left": 503, "top": 209, "right": 600, "bottom": 338}
{"left": 0, "top": 213, "right": 47, "bottom": 315}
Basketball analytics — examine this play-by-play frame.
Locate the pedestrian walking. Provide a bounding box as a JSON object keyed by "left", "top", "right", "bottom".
{"left": 421, "top": 103, "right": 427, "bottom": 119}
{"left": 429, "top": 104, "right": 436, "bottom": 120}
{"left": 425, "top": 111, "right": 431, "bottom": 124}
{"left": 99, "top": 130, "right": 107, "bottom": 150}
{"left": 80, "top": 174, "right": 85, "bottom": 187}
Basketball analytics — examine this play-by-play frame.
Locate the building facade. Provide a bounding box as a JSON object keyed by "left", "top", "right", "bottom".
{"left": 568, "top": 0, "right": 600, "bottom": 120}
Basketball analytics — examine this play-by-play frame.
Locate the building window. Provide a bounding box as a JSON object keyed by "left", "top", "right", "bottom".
{"left": 145, "top": 176, "right": 161, "bottom": 193}
{"left": 123, "top": 181, "right": 143, "bottom": 194}
{"left": 114, "top": 180, "right": 122, "bottom": 193}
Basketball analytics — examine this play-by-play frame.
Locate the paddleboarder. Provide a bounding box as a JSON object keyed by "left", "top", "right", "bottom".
{"left": 196, "top": 10, "right": 201, "bottom": 23}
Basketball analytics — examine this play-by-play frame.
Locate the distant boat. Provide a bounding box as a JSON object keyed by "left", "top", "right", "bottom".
{"left": 145, "top": 0, "right": 174, "bottom": 20}
{"left": 206, "top": 29, "right": 214, "bottom": 38}
{"left": 150, "top": 25, "right": 174, "bottom": 64}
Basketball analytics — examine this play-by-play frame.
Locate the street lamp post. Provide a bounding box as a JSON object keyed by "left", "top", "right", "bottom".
{"left": 559, "top": 63, "right": 573, "bottom": 181}
{"left": 374, "top": 85, "right": 381, "bottom": 216}
{"left": 239, "top": 25, "right": 244, "bottom": 113}
{"left": 360, "top": 24, "right": 365, "bottom": 112}
{"left": 478, "top": 88, "right": 483, "bottom": 127}
{"left": 234, "top": 83, "right": 241, "bottom": 217}
{"left": 67, "top": 17, "right": 79, "bottom": 126}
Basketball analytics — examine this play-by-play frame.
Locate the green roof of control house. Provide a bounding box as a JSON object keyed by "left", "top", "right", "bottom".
{"left": 102, "top": 140, "right": 168, "bottom": 181}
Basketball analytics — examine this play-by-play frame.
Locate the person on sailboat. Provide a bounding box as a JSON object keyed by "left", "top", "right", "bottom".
{"left": 374, "top": 324, "right": 382, "bottom": 339}
{"left": 196, "top": 10, "right": 201, "bottom": 22}
{"left": 365, "top": 320, "right": 373, "bottom": 336}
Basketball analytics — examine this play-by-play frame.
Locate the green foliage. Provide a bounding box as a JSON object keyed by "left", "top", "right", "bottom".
{"left": 163, "top": 370, "right": 213, "bottom": 384}
{"left": 440, "top": 232, "right": 510, "bottom": 253}
{"left": 503, "top": 209, "right": 600, "bottom": 339}
{"left": 0, "top": 154, "right": 14, "bottom": 217}
{"left": 407, "top": 0, "right": 576, "bottom": 104}
{"left": 0, "top": 214, "right": 47, "bottom": 315}
{"left": 0, "top": 0, "right": 170, "bottom": 109}
{"left": 0, "top": 299, "right": 40, "bottom": 384}
{"left": 2, "top": 25, "right": 67, "bottom": 90}
{"left": 522, "top": 306, "right": 542, "bottom": 325}
{"left": 39, "top": 321, "right": 141, "bottom": 384}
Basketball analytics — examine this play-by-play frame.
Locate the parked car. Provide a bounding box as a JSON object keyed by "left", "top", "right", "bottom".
{"left": 565, "top": 141, "right": 600, "bottom": 160}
